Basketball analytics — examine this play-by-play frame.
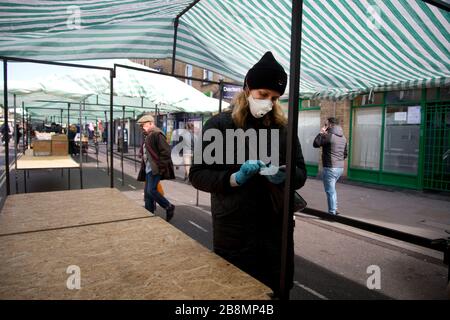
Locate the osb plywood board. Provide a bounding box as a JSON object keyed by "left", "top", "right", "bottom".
{"left": 16, "top": 154, "right": 80, "bottom": 170}
{"left": 0, "top": 188, "right": 153, "bottom": 236}
{"left": 0, "top": 217, "right": 271, "bottom": 300}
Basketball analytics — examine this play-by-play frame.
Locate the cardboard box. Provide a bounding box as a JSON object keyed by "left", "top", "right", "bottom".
{"left": 51, "top": 134, "right": 68, "bottom": 142}
{"left": 33, "top": 140, "right": 52, "bottom": 156}
{"left": 51, "top": 135, "right": 68, "bottom": 156}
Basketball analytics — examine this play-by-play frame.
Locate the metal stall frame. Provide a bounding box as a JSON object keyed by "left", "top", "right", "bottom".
{"left": 1, "top": 56, "right": 115, "bottom": 193}
{"left": 3, "top": 0, "right": 448, "bottom": 296}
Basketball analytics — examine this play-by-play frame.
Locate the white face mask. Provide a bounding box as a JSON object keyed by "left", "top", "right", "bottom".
{"left": 248, "top": 95, "right": 273, "bottom": 118}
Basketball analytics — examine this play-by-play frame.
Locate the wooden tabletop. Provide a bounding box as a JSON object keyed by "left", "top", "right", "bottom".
{"left": 16, "top": 153, "right": 80, "bottom": 170}
{"left": 0, "top": 188, "right": 271, "bottom": 299}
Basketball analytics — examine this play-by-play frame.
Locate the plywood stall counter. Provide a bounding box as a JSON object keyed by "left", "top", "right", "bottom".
{"left": 0, "top": 188, "right": 271, "bottom": 299}
{"left": 15, "top": 149, "right": 82, "bottom": 192}
{"left": 16, "top": 153, "right": 79, "bottom": 170}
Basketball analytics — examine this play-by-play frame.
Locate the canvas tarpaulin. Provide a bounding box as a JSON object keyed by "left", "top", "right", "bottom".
{"left": 0, "top": 0, "right": 448, "bottom": 100}
{"left": 0, "top": 59, "right": 228, "bottom": 119}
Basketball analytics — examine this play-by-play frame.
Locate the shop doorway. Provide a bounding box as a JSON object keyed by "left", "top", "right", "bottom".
{"left": 423, "top": 102, "right": 450, "bottom": 192}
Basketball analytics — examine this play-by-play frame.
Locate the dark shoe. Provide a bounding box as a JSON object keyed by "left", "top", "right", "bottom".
{"left": 166, "top": 204, "right": 175, "bottom": 222}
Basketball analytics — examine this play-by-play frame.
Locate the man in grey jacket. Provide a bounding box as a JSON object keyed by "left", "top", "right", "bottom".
{"left": 313, "top": 117, "right": 347, "bottom": 215}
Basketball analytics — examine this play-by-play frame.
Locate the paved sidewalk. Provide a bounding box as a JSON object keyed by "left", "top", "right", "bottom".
{"left": 300, "top": 177, "right": 450, "bottom": 240}
{"left": 99, "top": 144, "right": 450, "bottom": 240}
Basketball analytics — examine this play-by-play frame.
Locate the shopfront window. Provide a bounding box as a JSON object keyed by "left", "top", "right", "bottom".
{"left": 351, "top": 108, "right": 382, "bottom": 170}
{"left": 353, "top": 92, "right": 383, "bottom": 106}
{"left": 298, "top": 110, "right": 320, "bottom": 165}
{"left": 385, "top": 89, "right": 421, "bottom": 104}
{"left": 440, "top": 86, "right": 450, "bottom": 100}
{"left": 383, "top": 106, "right": 421, "bottom": 174}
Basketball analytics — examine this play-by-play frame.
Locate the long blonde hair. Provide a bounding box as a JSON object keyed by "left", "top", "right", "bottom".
{"left": 231, "top": 91, "right": 287, "bottom": 128}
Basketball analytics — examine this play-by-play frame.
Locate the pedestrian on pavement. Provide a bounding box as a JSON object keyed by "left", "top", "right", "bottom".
{"left": 313, "top": 117, "right": 347, "bottom": 215}
{"left": 189, "top": 51, "right": 307, "bottom": 298}
{"left": 68, "top": 124, "right": 78, "bottom": 155}
{"left": 15, "top": 123, "right": 22, "bottom": 150}
{"left": 138, "top": 114, "right": 176, "bottom": 221}
{"left": 181, "top": 122, "right": 195, "bottom": 182}
{"left": 1, "top": 122, "right": 11, "bottom": 145}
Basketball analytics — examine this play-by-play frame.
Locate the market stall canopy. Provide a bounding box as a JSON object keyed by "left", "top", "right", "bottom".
{"left": 0, "top": 0, "right": 448, "bottom": 100}
{"left": 0, "top": 59, "right": 228, "bottom": 119}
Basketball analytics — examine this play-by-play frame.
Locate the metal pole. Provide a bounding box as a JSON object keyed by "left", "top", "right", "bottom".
{"left": 3, "top": 59, "right": 10, "bottom": 195}
{"left": 171, "top": 18, "right": 179, "bottom": 75}
{"left": 79, "top": 102, "right": 83, "bottom": 189}
{"left": 105, "top": 110, "right": 109, "bottom": 176}
{"left": 421, "top": 0, "right": 450, "bottom": 11}
{"left": 218, "top": 79, "right": 224, "bottom": 113}
{"left": 13, "top": 94, "right": 18, "bottom": 194}
{"left": 110, "top": 71, "right": 114, "bottom": 188}
{"left": 280, "top": 0, "right": 303, "bottom": 301}
{"left": 133, "top": 110, "right": 137, "bottom": 172}
{"left": 68, "top": 104, "right": 71, "bottom": 190}
{"left": 84, "top": 114, "right": 88, "bottom": 163}
{"left": 121, "top": 105, "right": 124, "bottom": 186}
{"left": 27, "top": 112, "right": 30, "bottom": 179}
{"left": 22, "top": 102, "right": 26, "bottom": 193}
{"left": 61, "top": 108, "right": 64, "bottom": 177}
{"left": 96, "top": 118, "right": 99, "bottom": 168}
{"left": 22, "top": 102, "right": 25, "bottom": 152}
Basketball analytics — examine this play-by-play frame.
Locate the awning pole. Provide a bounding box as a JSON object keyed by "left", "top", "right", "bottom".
{"left": 3, "top": 59, "right": 10, "bottom": 195}
{"left": 84, "top": 115, "right": 88, "bottom": 163}
{"left": 218, "top": 79, "right": 224, "bottom": 114}
{"left": 22, "top": 102, "right": 26, "bottom": 193}
{"left": 22, "top": 102, "right": 25, "bottom": 152}
{"left": 79, "top": 102, "right": 83, "bottom": 189}
{"left": 280, "top": 0, "right": 303, "bottom": 301}
{"left": 110, "top": 70, "right": 115, "bottom": 188}
{"left": 171, "top": 17, "right": 179, "bottom": 75}
{"left": 96, "top": 119, "right": 99, "bottom": 168}
{"left": 13, "top": 94, "right": 17, "bottom": 194}
{"left": 133, "top": 110, "right": 137, "bottom": 172}
{"left": 105, "top": 111, "right": 109, "bottom": 176}
{"left": 121, "top": 105, "right": 125, "bottom": 186}
{"left": 422, "top": 0, "right": 450, "bottom": 11}
{"left": 61, "top": 108, "right": 64, "bottom": 178}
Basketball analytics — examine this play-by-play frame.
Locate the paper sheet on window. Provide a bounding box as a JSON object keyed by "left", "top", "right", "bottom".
{"left": 394, "top": 112, "right": 407, "bottom": 121}
{"left": 407, "top": 106, "right": 421, "bottom": 124}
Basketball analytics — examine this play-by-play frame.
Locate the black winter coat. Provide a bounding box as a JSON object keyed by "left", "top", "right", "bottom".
{"left": 189, "top": 111, "right": 307, "bottom": 294}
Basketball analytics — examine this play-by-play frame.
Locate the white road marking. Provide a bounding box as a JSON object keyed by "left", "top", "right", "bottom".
{"left": 165, "top": 197, "right": 212, "bottom": 216}
{"left": 293, "top": 281, "right": 328, "bottom": 300}
{"left": 101, "top": 169, "right": 106, "bottom": 172}
{"left": 128, "top": 184, "right": 136, "bottom": 190}
{"left": 117, "top": 178, "right": 122, "bottom": 182}
{"left": 187, "top": 205, "right": 212, "bottom": 216}
{"left": 188, "top": 220, "right": 208, "bottom": 233}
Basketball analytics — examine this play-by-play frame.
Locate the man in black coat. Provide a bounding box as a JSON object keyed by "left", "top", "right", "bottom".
{"left": 189, "top": 52, "right": 307, "bottom": 297}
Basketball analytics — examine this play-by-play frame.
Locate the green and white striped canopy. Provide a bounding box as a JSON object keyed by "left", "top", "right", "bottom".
{"left": 0, "top": 0, "right": 449, "bottom": 99}
{"left": 0, "top": 59, "right": 228, "bottom": 119}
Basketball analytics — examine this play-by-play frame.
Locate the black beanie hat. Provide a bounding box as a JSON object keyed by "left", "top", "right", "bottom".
{"left": 244, "top": 51, "right": 287, "bottom": 95}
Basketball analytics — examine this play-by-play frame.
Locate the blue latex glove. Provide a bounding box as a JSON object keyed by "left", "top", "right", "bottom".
{"left": 235, "top": 160, "right": 266, "bottom": 185}
{"left": 260, "top": 165, "right": 286, "bottom": 184}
